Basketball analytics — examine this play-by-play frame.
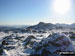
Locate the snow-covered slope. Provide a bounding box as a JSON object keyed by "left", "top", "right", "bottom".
{"left": 0, "top": 32, "right": 75, "bottom": 56}
{"left": 30, "top": 33, "right": 75, "bottom": 56}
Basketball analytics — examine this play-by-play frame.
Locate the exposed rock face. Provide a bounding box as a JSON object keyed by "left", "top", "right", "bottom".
{"left": 0, "top": 44, "right": 3, "bottom": 55}
{"left": 70, "top": 34, "right": 75, "bottom": 39}
{"left": 23, "top": 35, "right": 36, "bottom": 47}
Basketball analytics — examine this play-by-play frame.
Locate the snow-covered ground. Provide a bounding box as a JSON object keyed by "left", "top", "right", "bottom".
{"left": 0, "top": 32, "right": 12, "bottom": 44}
{"left": 0, "top": 29, "right": 75, "bottom": 56}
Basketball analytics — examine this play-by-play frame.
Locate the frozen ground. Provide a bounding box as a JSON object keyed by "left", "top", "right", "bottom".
{"left": 0, "top": 29, "right": 75, "bottom": 56}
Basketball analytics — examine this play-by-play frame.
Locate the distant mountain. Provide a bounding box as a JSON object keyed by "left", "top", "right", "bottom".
{"left": 0, "top": 25, "right": 29, "bottom": 32}
{"left": 26, "top": 22, "right": 56, "bottom": 31}
{"left": 0, "top": 22, "right": 75, "bottom": 32}
{"left": 0, "top": 26, "right": 16, "bottom": 31}
{"left": 55, "top": 23, "right": 70, "bottom": 27}
{"left": 70, "top": 23, "right": 75, "bottom": 28}
{"left": 55, "top": 23, "right": 75, "bottom": 28}
{"left": 26, "top": 22, "right": 75, "bottom": 31}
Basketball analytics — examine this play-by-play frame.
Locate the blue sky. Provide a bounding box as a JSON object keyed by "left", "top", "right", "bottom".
{"left": 0, "top": 0, "right": 75, "bottom": 25}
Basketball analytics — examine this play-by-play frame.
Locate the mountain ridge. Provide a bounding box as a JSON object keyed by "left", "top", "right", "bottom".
{"left": 26, "top": 22, "right": 75, "bottom": 31}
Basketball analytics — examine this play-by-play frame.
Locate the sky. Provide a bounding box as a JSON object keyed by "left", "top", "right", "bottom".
{"left": 0, "top": 0, "right": 75, "bottom": 25}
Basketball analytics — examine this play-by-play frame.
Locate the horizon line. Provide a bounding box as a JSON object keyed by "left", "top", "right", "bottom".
{"left": 0, "top": 22, "right": 75, "bottom": 26}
